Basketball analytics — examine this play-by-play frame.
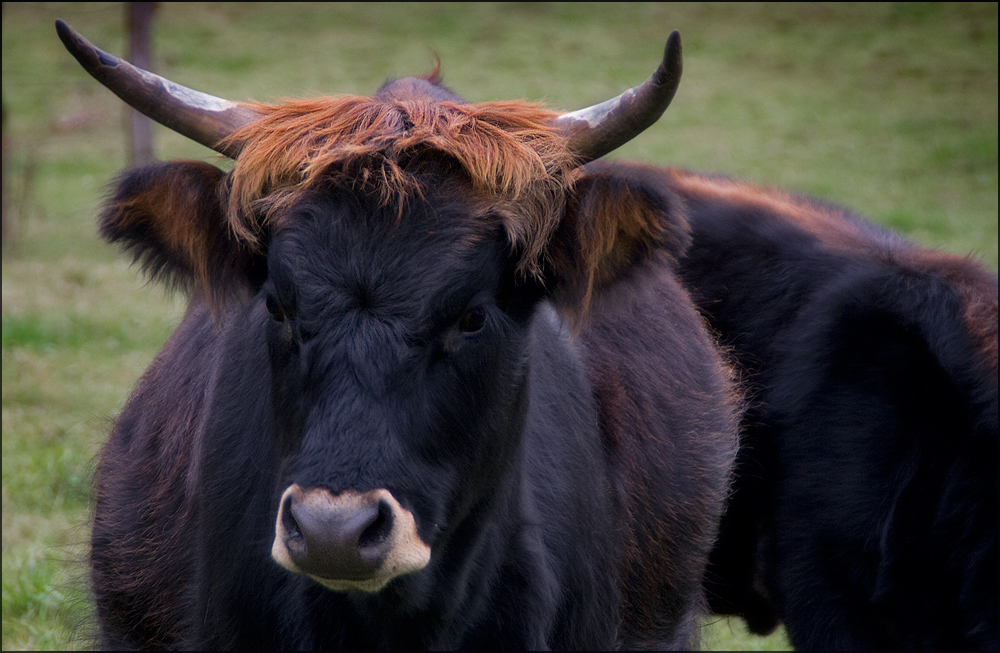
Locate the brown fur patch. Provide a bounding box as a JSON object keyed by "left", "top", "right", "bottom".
{"left": 221, "top": 95, "right": 579, "bottom": 276}
{"left": 101, "top": 161, "right": 260, "bottom": 310}
{"left": 102, "top": 162, "right": 223, "bottom": 289}
{"left": 668, "top": 168, "right": 870, "bottom": 250}
{"left": 904, "top": 249, "right": 999, "bottom": 374}
{"left": 550, "top": 162, "right": 691, "bottom": 318}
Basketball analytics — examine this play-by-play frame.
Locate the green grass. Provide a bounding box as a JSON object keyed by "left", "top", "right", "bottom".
{"left": 3, "top": 3, "right": 996, "bottom": 650}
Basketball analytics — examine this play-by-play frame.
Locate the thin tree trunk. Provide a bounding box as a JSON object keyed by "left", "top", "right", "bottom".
{"left": 2, "top": 97, "right": 9, "bottom": 253}
{"left": 127, "top": 2, "right": 157, "bottom": 166}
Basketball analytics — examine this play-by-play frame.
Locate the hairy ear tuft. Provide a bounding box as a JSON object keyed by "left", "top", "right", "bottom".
{"left": 100, "top": 161, "right": 264, "bottom": 307}
{"left": 548, "top": 161, "right": 691, "bottom": 314}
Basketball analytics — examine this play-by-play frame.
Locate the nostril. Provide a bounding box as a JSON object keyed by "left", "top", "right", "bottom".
{"left": 358, "top": 500, "right": 393, "bottom": 550}
{"left": 280, "top": 493, "right": 304, "bottom": 550}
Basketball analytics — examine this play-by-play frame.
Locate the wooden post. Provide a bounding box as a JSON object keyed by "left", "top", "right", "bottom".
{"left": 2, "top": 97, "right": 9, "bottom": 253}
{"left": 127, "top": 2, "right": 157, "bottom": 165}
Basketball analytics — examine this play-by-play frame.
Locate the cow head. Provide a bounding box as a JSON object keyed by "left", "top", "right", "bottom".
{"left": 59, "top": 21, "right": 688, "bottom": 594}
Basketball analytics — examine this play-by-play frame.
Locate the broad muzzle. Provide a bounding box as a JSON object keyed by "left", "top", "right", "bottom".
{"left": 272, "top": 485, "right": 431, "bottom": 592}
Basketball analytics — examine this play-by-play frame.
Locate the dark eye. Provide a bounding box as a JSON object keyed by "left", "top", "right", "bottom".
{"left": 457, "top": 307, "right": 487, "bottom": 334}
{"left": 265, "top": 295, "right": 285, "bottom": 323}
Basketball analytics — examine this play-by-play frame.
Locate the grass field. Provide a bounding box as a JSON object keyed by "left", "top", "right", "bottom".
{"left": 2, "top": 3, "right": 996, "bottom": 650}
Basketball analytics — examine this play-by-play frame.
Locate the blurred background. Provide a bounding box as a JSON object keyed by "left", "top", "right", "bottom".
{"left": 2, "top": 3, "right": 996, "bottom": 649}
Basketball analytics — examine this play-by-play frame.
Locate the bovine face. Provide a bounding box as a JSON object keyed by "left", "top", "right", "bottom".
{"left": 262, "top": 178, "right": 542, "bottom": 591}
{"left": 99, "top": 146, "right": 686, "bottom": 599}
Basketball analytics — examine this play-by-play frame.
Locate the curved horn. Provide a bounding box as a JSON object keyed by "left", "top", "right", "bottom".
{"left": 55, "top": 19, "right": 260, "bottom": 158}
{"left": 554, "top": 30, "right": 682, "bottom": 163}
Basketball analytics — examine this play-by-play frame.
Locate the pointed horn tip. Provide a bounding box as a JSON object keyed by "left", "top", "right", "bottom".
{"left": 55, "top": 19, "right": 80, "bottom": 55}
{"left": 54, "top": 18, "right": 71, "bottom": 39}
{"left": 667, "top": 29, "right": 682, "bottom": 61}
{"left": 55, "top": 18, "right": 115, "bottom": 72}
{"left": 55, "top": 19, "right": 86, "bottom": 53}
{"left": 659, "top": 30, "right": 683, "bottom": 81}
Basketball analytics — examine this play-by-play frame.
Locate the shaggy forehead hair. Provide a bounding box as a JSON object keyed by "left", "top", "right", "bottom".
{"left": 223, "top": 95, "right": 580, "bottom": 276}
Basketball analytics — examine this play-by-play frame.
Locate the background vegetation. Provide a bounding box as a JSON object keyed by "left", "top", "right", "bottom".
{"left": 3, "top": 3, "right": 996, "bottom": 650}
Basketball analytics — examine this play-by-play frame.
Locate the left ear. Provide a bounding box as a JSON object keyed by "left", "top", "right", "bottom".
{"left": 546, "top": 161, "right": 691, "bottom": 312}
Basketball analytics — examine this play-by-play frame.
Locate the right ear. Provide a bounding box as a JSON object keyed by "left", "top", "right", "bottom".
{"left": 545, "top": 161, "right": 691, "bottom": 316}
{"left": 100, "top": 160, "right": 265, "bottom": 304}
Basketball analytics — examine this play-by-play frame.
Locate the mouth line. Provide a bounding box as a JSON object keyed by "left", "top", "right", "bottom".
{"left": 308, "top": 572, "right": 397, "bottom": 593}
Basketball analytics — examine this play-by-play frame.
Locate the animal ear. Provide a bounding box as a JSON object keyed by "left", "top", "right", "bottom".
{"left": 100, "top": 160, "right": 264, "bottom": 305}
{"left": 547, "top": 161, "right": 691, "bottom": 313}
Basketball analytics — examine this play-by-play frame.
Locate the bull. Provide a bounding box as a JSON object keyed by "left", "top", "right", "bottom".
{"left": 57, "top": 21, "right": 739, "bottom": 650}
{"left": 672, "top": 170, "right": 998, "bottom": 649}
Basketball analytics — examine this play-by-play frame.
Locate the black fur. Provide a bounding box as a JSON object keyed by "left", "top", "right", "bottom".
{"left": 92, "top": 161, "right": 738, "bottom": 649}
{"left": 674, "top": 171, "right": 998, "bottom": 650}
